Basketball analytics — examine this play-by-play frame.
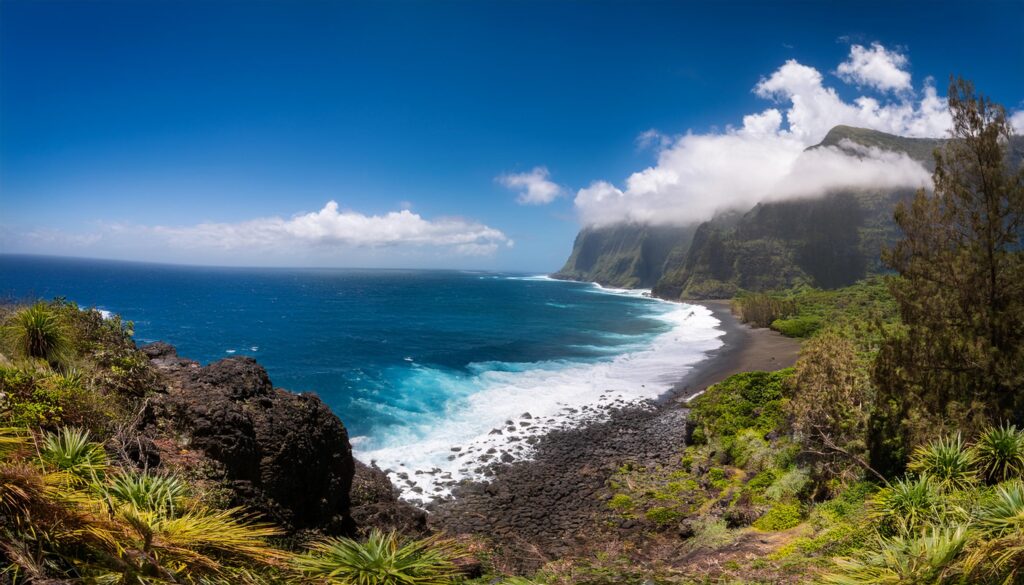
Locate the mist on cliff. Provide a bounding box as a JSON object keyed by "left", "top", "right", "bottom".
{"left": 574, "top": 43, "right": 954, "bottom": 227}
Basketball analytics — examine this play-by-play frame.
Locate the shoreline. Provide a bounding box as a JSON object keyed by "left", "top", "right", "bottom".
{"left": 428, "top": 297, "right": 801, "bottom": 569}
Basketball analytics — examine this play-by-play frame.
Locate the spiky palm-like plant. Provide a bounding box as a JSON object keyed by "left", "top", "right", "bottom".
{"left": 962, "top": 481, "right": 1024, "bottom": 583}
{"left": 908, "top": 434, "right": 977, "bottom": 491}
{"left": 974, "top": 424, "right": 1024, "bottom": 484}
{"left": 105, "top": 470, "right": 188, "bottom": 517}
{"left": 39, "top": 427, "right": 108, "bottom": 483}
{"left": 824, "top": 525, "right": 968, "bottom": 585}
{"left": 870, "top": 475, "right": 941, "bottom": 535}
{"left": 294, "top": 529, "right": 467, "bottom": 585}
{"left": 3, "top": 302, "right": 71, "bottom": 364}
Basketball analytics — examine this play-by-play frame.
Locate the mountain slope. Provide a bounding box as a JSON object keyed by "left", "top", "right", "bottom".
{"left": 552, "top": 223, "right": 697, "bottom": 288}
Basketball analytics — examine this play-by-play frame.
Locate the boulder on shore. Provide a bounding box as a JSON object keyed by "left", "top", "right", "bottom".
{"left": 142, "top": 348, "right": 355, "bottom": 534}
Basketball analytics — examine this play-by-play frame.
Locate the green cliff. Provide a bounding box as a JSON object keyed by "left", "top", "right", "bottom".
{"left": 552, "top": 222, "right": 697, "bottom": 288}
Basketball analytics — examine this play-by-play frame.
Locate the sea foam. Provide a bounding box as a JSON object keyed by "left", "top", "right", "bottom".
{"left": 354, "top": 280, "right": 724, "bottom": 504}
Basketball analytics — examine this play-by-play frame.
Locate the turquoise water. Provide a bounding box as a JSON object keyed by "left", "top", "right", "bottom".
{"left": 0, "top": 254, "right": 723, "bottom": 499}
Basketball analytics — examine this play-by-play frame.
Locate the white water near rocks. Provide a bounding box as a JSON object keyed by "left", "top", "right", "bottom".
{"left": 355, "top": 280, "right": 725, "bottom": 504}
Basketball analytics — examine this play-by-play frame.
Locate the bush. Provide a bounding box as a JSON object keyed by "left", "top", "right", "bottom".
{"left": 645, "top": 506, "right": 682, "bottom": 526}
{"left": 908, "top": 434, "right": 977, "bottom": 491}
{"left": 824, "top": 526, "right": 968, "bottom": 585}
{"left": 733, "top": 294, "right": 797, "bottom": 328}
{"left": 973, "top": 423, "right": 1024, "bottom": 484}
{"left": 870, "top": 475, "right": 940, "bottom": 535}
{"left": 753, "top": 503, "right": 803, "bottom": 531}
{"left": 2, "top": 302, "right": 72, "bottom": 364}
{"left": 294, "top": 529, "right": 466, "bottom": 585}
{"left": 729, "top": 429, "right": 773, "bottom": 472}
{"left": 765, "top": 468, "right": 811, "bottom": 502}
{"left": 607, "top": 493, "right": 635, "bottom": 511}
{"left": 689, "top": 370, "right": 792, "bottom": 443}
{"left": 771, "top": 316, "right": 822, "bottom": 338}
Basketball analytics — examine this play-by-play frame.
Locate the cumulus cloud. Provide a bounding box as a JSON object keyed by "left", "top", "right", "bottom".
{"left": 575, "top": 43, "right": 949, "bottom": 227}
{"left": 836, "top": 43, "right": 912, "bottom": 93}
{"left": 497, "top": 166, "right": 564, "bottom": 205}
{"left": 1011, "top": 110, "right": 1024, "bottom": 135}
{"left": 148, "top": 201, "right": 512, "bottom": 256}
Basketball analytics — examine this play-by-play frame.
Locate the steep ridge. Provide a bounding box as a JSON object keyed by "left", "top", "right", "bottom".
{"left": 556, "top": 125, "right": 1023, "bottom": 299}
{"left": 552, "top": 222, "right": 697, "bottom": 288}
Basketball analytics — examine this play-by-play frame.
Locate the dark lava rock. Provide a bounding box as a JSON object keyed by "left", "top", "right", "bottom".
{"left": 349, "top": 461, "right": 427, "bottom": 536}
{"left": 145, "top": 354, "right": 355, "bottom": 534}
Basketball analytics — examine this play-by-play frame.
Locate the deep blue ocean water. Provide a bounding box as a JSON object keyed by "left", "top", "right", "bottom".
{"left": 0, "top": 254, "right": 723, "bottom": 499}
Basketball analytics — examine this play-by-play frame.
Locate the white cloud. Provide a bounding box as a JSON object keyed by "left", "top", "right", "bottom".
{"left": 575, "top": 44, "right": 950, "bottom": 227}
{"left": 1011, "top": 110, "right": 1024, "bottom": 135}
{"left": 149, "top": 201, "right": 512, "bottom": 255}
{"left": 836, "top": 43, "right": 912, "bottom": 93}
{"left": 497, "top": 166, "right": 564, "bottom": 205}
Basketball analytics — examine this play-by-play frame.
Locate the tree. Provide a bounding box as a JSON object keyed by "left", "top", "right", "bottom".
{"left": 871, "top": 78, "right": 1024, "bottom": 474}
{"left": 789, "top": 331, "right": 881, "bottom": 485}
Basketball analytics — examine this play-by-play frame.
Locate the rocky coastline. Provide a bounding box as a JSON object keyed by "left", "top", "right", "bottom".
{"left": 130, "top": 296, "right": 797, "bottom": 568}
{"left": 427, "top": 300, "right": 800, "bottom": 570}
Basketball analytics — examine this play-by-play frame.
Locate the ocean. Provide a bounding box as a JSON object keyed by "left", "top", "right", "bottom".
{"left": 0, "top": 254, "right": 724, "bottom": 501}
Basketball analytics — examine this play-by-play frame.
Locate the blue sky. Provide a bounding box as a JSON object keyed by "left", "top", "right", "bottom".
{"left": 2, "top": 1, "right": 1022, "bottom": 271}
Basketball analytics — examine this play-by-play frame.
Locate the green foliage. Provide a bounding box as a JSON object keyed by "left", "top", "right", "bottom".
{"left": 732, "top": 294, "right": 796, "bottom": 328}
{"left": 607, "top": 493, "right": 634, "bottom": 512}
{"left": 0, "top": 366, "right": 111, "bottom": 431}
{"left": 2, "top": 425, "right": 286, "bottom": 583}
{"left": 2, "top": 302, "right": 72, "bottom": 364}
{"left": 770, "top": 315, "right": 822, "bottom": 338}
{"left": 644, "top": 506, "right": 681, "bottom": 526}
{"left": 824, "top": 525, "right": 968, "bottom": 585}
{"left": 973, "top": 423, "right": 1024, "bottom": 484}
{"left": 871, "top": 79, "right": 1024, "bottom": 474}
{"left": 764, "top": 468, "right": 810, "bottom": 502}
{"left": 907, "top": 434, "right": 977, "bottom": 492}
{"left": 869, "top": 475, "right": 940, "bottom": 535}
{"left": 689, "top": 369, "right": 792, "bottom": 444}
{"left": 293, "top": 529, "right": 466, "bottom": 585}
{"left": 752, "top": 503, "right": 802, "bottom": 531}
{"left": 728, "top": 429, "right": 773, "bottom": 472}
{"left": 731, "top": 279, "right": 897, "bottom": 340}
{"left": 106, "top": 471, "right": 189, "bottom": 516}
{"left": 39, "top": 426, "right": 108, "bottom": 482}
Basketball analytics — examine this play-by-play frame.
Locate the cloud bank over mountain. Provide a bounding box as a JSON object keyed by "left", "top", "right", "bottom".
{"left": 574, "top": 43, "right": 949, "bottom": 227}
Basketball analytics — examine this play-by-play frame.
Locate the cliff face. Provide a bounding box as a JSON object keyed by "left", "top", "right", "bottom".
{"left": 552, "top": 223, "right": 697, "bottom": 288}
{"left": 140, "top": 343, "right": 360, "bottom": 534}
{"left": 558, "top": 125, "right": 1024, "bottom": 299}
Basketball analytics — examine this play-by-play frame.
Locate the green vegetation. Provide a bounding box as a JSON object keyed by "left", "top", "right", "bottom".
{"left": 0, "top": 301, "right": 471, "bottom": 585}
{"left": 294, "top": 530, "right": 467, "bottom": 585}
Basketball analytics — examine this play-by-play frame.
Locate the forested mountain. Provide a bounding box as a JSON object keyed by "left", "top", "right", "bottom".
{"left": 556, "top": 125, "right": 1023, "bottom": 299}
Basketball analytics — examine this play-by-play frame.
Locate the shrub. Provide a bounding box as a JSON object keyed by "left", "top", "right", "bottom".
{"left": 607, "top": 493, "right": 634, "bottom": 511}
{"left": 869, "top": 475, "right": 940, "bottom": 535}
{"left": 39, "top": 426, "right": 107, "bottom": 483}
{"left": 732, "top": 294, "right": 797, "bottom": 328}
{"left": 645, "top": 506, "right": 682, "bottom": 526}
{"left": 824, "top": 525, "right": 968, "bottom": 585}
{"left": 294, "top": 529, "right": 466, "bottom": 585}
{"left": 689, "top": 370, "right": 792, "bottom": 442}
{"left": 973, "top": 423, "right": 1024, "bottom": 484}
{"left": 771, "top": 315, "right": 822, "bottom": 338}
{"left": 106, "top": 471, "right": 189, "bottom": 517}
{"left": 963, "top": 480, "right": 1024, "bottom": 582}
{"left": 2, "top": 302, "right": 72, "bottom": 364}
{"left": 908, "top": 434, "right": 977, "bottom": 491}
{"left": 765, "top": 468, "right": 810, "bottom": 502}
{"left": 729, "top": 429, "right": 773, "bottom": 472}
{"left": 753, "top": 502, "right": 802, "bottom": 531}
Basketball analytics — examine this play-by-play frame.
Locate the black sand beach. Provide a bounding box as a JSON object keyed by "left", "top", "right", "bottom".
{"left": 429, "top": 301, "right": 801, "bottom": 569}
